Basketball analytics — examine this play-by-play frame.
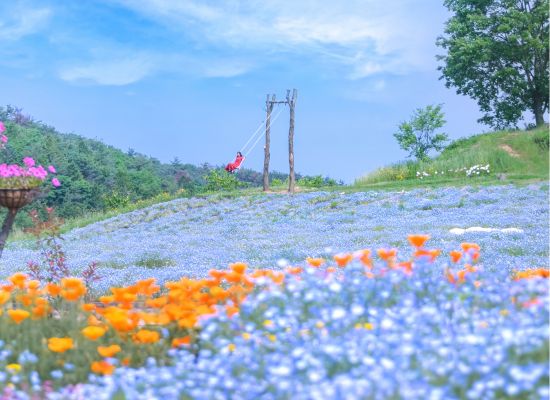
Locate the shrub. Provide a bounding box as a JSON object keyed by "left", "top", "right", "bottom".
{"left": 204, "top": 169, "right": 242, "bottom": 192}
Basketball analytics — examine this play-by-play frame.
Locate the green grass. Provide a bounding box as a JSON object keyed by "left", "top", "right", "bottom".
{"left": 354, "top": 126, "right": 549, "bottom": 187}
{"left": 135, "top": 254, "right": 176, "bottom": 269}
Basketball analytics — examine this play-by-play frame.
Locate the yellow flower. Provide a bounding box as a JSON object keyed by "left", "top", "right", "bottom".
{"left": 6, "top": 364, "right": 21, "bottom": 374}
{"left": 242, "top": 333, "right": 251, "bottom": 340}
{"left": 81, "top": 326, "right": 107, "bottom": 341}
{"left": 48, "top": 337, "right": 73, "bottom": 353}
{"left": 227, "top": 343, "right": 236, "bottom": 352}
{"left": 364, "top": 323, "right": 374, "bottom": 330}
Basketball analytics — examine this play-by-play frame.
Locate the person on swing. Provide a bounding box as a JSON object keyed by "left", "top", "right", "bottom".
{"left": 225, "top": 151, "right": 244, "bottom": 173}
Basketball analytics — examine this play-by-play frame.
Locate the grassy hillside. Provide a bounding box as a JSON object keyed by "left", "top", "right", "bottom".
{"left": 0, "top": 106, "right": 327, "bottom": 227}
{"left": 355, "top": 126, "right": 549, "bottom": 187}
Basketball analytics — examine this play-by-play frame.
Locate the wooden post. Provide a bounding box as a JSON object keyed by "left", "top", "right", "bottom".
{"left": 0, "top": 208, "right": 18, "bottom": 258}
{"left": 288, "top": 89, "right": 297, "bottom": 194}
{"left": 263, "top": 94, "right": 275, "bottom": 191}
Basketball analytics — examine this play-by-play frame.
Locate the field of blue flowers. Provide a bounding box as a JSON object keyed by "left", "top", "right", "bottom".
{"left": 1, "top": 183, "right": 548, "bottom": 399}
{"left": 2, "top": 184, "right": 548, "bottom": 291}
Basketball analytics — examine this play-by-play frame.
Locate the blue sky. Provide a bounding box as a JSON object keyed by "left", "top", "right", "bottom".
{"left": 0, "top": 0, "right": 495, "bottom": 183}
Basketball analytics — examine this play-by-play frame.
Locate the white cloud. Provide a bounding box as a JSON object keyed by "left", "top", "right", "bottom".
{"left": 203, "top": 62, "right": 252, "bottom": 78}
{"left": 58, "top": 49, "right": 253, "bottom": 85}
{"left": 0, "top": 6, "right": 51, "bottom": 41}
{"left": 112, "top": 0, "right": 444, "bottom": 77}
{"left": 59, "top": 55, "right": 156, "bottom": 86}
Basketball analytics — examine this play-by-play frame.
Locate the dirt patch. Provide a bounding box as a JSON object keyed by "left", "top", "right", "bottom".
{"left": 499, "top": 144, "right": 521, "bottom": 158}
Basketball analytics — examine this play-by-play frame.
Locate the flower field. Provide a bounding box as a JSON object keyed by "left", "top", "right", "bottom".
{"left": 0, "top": 184, "right": 548, "bottom": 399}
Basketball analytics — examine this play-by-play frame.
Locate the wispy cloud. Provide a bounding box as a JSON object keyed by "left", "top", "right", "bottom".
{"left": 111, "top": 0, "right": 441, "bottom": 78}
{"left": 59, "top": 54, "right": 156, "bottom": 86}
{"left": 0, "top": 5, "right": 51, "bottom": 41}
{"left": 58, "top": 47, "right": 254, "bottom": 85}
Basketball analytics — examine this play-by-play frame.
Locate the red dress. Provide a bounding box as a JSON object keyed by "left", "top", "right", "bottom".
{"left": 225, "top": 155, "right": 244, "bottom": 172}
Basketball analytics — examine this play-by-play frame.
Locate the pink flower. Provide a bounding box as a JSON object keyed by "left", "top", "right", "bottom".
{"left": 1, "top": 135, "right": 7, "bottom": 143}
{"left": 51, "top": 178, "right": 61, "bottom": 187}
{"left": 48, "top": 165, "right": 56, "bottom": 173}
{"left": 0, "top": 121, "right": 5, "bottom": 133}
{"left": 23, "top": 157, "right": 35, "bottom": 167}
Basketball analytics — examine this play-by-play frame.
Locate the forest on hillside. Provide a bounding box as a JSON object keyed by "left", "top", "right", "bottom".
{"left": 0, "top": 106, "right": 334, "bottom": 223}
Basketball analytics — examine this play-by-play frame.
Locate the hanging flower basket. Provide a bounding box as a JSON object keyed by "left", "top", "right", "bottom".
{"left": 0, "top": 187, "right": 41, "bottom": 209}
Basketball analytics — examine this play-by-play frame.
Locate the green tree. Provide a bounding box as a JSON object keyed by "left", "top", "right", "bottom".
{"left": 437, "top": 0, "right": 549, "bottom": 128}
{"left": 394, "top": 105, "right": 449, "bottom": 161}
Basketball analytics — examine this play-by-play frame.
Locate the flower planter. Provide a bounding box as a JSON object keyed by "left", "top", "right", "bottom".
{"left": 0, "top": 187, "right": 41, "bottom": 258}
{"left": 0, "top": 187, "right": 40, "bottom": 209}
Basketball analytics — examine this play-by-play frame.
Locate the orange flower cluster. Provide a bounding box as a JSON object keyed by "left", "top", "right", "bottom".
{"left": 445, "top": 243, "right": 481, "bottom": 285}
{"left": 0, "top": 237, "right": 508, "bottom": 379}
{"left": 86, "top": 264, "right": 282, "bottom": 341}
{"left": 513, "top": 268, "right": 550, "bottom": 280}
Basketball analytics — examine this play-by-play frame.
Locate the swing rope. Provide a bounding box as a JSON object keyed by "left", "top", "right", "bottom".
{"left": 240, "top": 120, "right": 266, "bottom": 155}
{"left": 242, "top": 106, "right": 284, "bottom": 157}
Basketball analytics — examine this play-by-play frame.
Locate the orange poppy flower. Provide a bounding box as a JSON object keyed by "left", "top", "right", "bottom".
{"left": 48, "top": 337, "right": 73, "bottom": 353}
{"left": 270, "top": 272, "right": 285, "bottom": 284}
{"left": 208, "top": 269, "right": 226, "bottom": 280}
{"left": 209, "top": 286, "right": 228, "bottom": 300}
{"left": 145, "top": 296, "right": 167, "bottom": 308}
{"left": 82, "top": 326, "right": 107, "bottom": 341}
{"left": 91, "top": 360, "right": 115, "bottom": 375}
{"left": 460, "top": 243, "right": 480, "bottom": 253}
{"left": 407, "top": 234, "right": 430, "bottom": 248}
{"left": 8, "top": 273, "right": 28, "bottom": 289}
{"left": 449, "top": 250, "right": 462, "bottom": 263}
{"left": 99, "top": 295, "right": 115, "bottom": 305}
{"left": 397, "top": 261, "right": 413, "bottom": 274}
{"left": 32, "top": 304, "right": 49, "bottom": 319}
{"left": 230, "top": 262, "right": 247, "bottom": 274}
{"left": 306, "top": 257, "right": 325, "bottom": 267}
{"left": 133, "top": 329, "right": 160, "bottom": 344}
{"left": 286, "top": 266, "right": 303, "bottom": 275}
{"left": 46, "top": 283, "right": 61, "bottom": 297}
{"left": 445, "top": 269, "right": 456, "bottom": 284}
{"left": 457, "top": 270, "right": 467, "bottom": 284}
{"left": 7, "top": 309, "right": 30, "bottom": 324}
{"left": 377, "top": 248, "right": 397, "bottom": 261}
{"left": 97, "top": 344, "right": 121, "bottom": 358}
{"left": 0, "top": 291, "right": 10, "bottom": 306}
{"left": 60, "top": 277, "right": 87, "bottom": 301}
{"left": 17, "top": 293, "right": 34, "bottom": 307}
{"left": 82, "top": 303, "right": 96, "bottom": 312}
{"left": 355, "top": 250, "right": 373, "bottom": 268}
{"left": 333, "top": 253, "right": 353, "bottom": 267}
{"left": 172, "top": 336, "right": 191, "bottom": 348}
{"left": 226, "top": 305, "right": 239, "bottom": 317}
{"left": 27, "top": 280, "right": 40, "bottom": 290}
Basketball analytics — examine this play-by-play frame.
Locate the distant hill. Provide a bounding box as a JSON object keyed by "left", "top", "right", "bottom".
{"left": 355, "top": 126, "right": 549, "bottom": 187}
{"left": 0, "top": 106, "right": 300, "bottom": 222}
